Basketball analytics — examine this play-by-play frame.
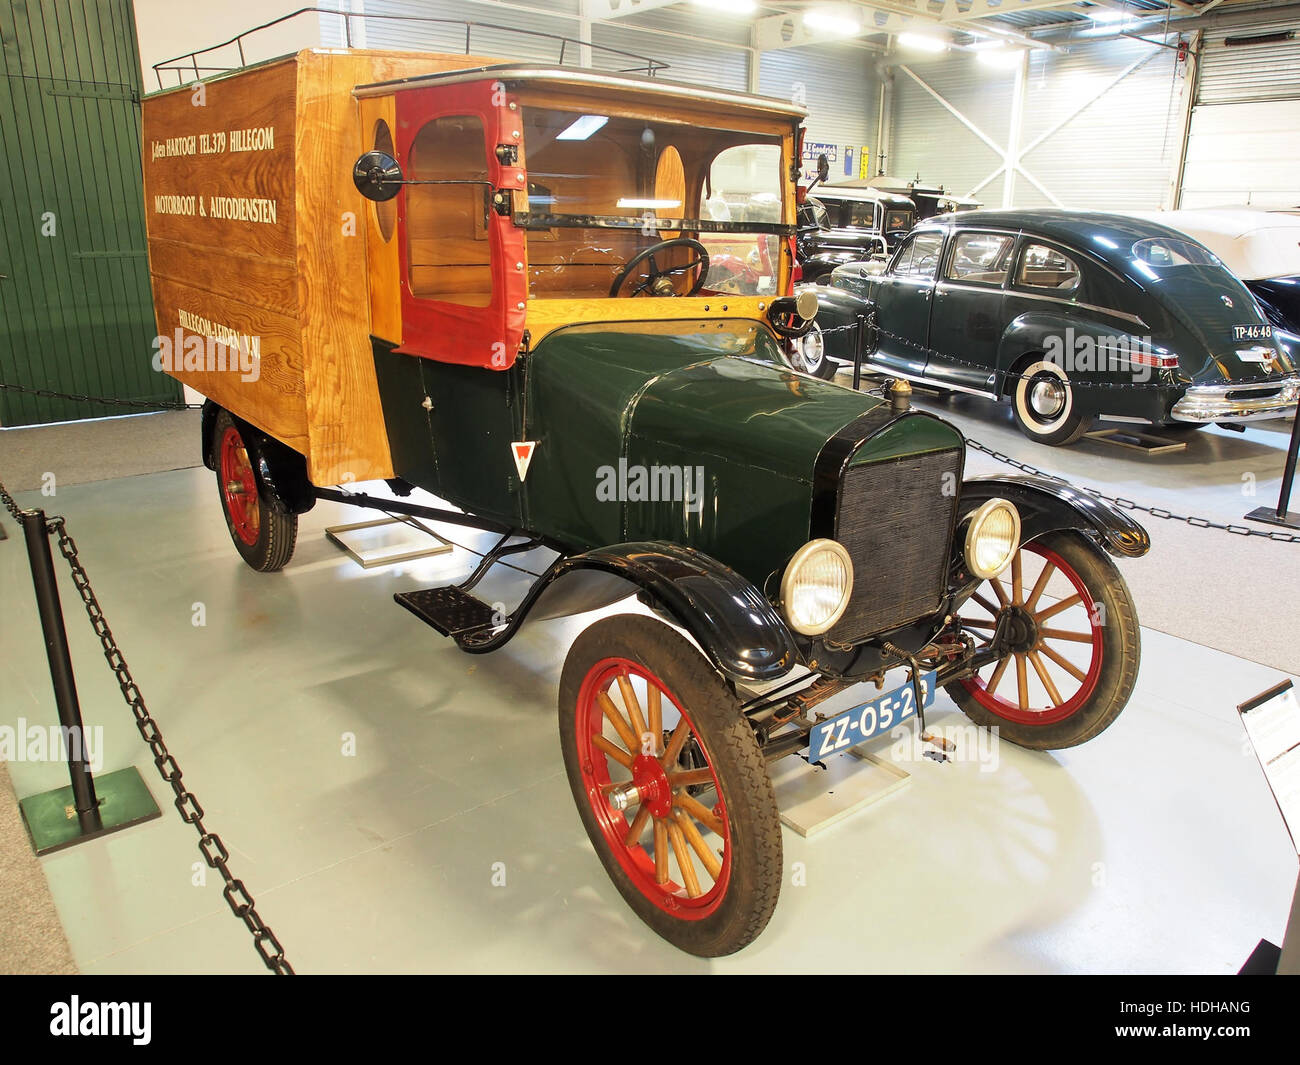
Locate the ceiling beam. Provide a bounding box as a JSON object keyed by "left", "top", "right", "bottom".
{"left": 582, "top": 0, "right": 682, "bottom": 20}
{"left": 754, "top": 2, "right": 1053, "bottom": 51}
{"left": 938, "top": 0, "right": 1095, "bottom": 23}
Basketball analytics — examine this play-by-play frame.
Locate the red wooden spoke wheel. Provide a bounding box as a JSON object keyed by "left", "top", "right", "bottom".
{"left": 559, "top": 615, "right": 781, "bottom": 956}
{"left": 944, "top": 531, "right": 1140, "bottom": 750}
{"left": 575, "top": 658, "right": 732, "bottom": 919}
{"left": 211, "top": 409, "right": 298, "bottom": 573}
{"left": 219, "top": 423, "right": 261, "bottom": 547}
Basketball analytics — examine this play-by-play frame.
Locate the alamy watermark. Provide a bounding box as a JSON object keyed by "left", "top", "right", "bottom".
{"left": 1042, "top": 327, "right": 1166, "bottom": 383}
{"left": 889, "top": 723, "right": 1001, "bottom": 773}
{"left": 151, "top": 310, "right": 260, "bottom": 382}
{"left": 596, "top": 458, "right": 706, "bottom": 514}
{"left": 0, "top": 720, "right": 103, "bottom": 772}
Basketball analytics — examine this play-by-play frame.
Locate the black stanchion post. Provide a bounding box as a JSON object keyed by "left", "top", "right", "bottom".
{"left": 20, "top": 508, "right": 103, "bottom": 835}
{"left": 853, "top": 312, "right": 864, "bottom": 392}
{"left": 1245, "top": 409, "right": 1300, "bottom": 529}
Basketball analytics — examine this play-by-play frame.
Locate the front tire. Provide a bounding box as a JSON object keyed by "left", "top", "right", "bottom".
{"left": 213, "top": 409, "right": 297, "bottom": 572}
{"left": 559, "top": 615, "right": 782, "bottom": 956}
{"left": 945, "top": 531, "right": 1139, "bottom": 750}
{"left": 1010, "top": 360, "right": 1094, "bottom": 446}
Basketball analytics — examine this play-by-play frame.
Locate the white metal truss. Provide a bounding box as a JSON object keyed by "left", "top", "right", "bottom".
{"left": 582, "top": 0, "right": 683, "bottom": 19}
{"left": 753, "top": 3, "right": 1055, "bottom": 51}
{"left": 897, "top": 38, "right": 1167, "bottom": 206}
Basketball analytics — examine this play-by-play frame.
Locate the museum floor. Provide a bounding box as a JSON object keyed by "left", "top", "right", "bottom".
{"left": 1, "top": 390, "right": 1297, "bottom": 974}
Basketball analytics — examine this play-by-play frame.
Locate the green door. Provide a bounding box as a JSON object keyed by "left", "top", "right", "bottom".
{"left": 0, "top": 0, "right": 178, "bottom": 427}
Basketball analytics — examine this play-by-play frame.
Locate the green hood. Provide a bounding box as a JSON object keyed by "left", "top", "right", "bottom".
{"left": 628, "top": 353, "right": 885, "bottom": 481}
{"left": 524, "top": 319, "right": 964, "bottom": 586}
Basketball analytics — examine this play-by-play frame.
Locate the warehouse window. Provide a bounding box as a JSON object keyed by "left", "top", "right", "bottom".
{"left": 406, "top": 115, "right": 492, "bottom": 307}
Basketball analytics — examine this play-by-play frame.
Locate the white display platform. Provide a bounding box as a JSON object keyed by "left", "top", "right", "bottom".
{"left": 771, "top": 746, "right": 911, "bottom": 838}
{"left": 325, "top": 516, "right": 453, "bottom": 568}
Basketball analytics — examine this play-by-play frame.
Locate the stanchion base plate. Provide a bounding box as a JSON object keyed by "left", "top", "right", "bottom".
{"left": 1244, "top": 505, "right": 1300, "bottom": 530}
{"left": 19, "top": 766, "right": 162, "bottom": 855}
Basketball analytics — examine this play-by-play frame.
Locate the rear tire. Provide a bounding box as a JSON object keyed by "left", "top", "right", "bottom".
{"left": 213, "top": 409, "right": 297, "bottom": 572}
{"left": 1010, "top": 359, "right": 1093, "bottom": 446}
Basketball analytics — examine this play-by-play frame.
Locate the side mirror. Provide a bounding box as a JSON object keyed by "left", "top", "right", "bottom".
{"left": 817, "top": 153, "right": 830, "bottom": 184}
{"left": 353, "top": 150, "right": 403, "bottom": 202}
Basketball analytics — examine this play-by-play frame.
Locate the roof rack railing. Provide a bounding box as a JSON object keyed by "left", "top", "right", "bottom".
{"left": 150, "top": 5, "right": 670, "bottom": 91}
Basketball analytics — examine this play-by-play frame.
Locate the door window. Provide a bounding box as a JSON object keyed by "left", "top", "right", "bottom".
{"left": 945, "top": 232, "right": 1015, "bottom": 286}
{"left": 406, "top": 115, "right": 492, "bottom": 307}
{"left": 1015, "top": 242, "right": 1082, "bottom": 293}
{"left": 891, "top": 232, "right": 945, "bottom": 279}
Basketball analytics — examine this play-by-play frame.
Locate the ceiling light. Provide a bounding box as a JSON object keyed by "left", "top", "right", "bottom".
{"left": 692, "top": 0, "right": 757, "bottom": 13}
{"left": 1088, "top": 7, "right": 1130, "bottom": 23}
{"left": 978, "top": 47, "right": 1025, "bottom": 67}
{"left": 556, "top": 115, "right": 609, "bottom": 141}
{"left": 898, "top": 32, "right": 948, "bottom": 53}
{"left": 969, "top": 38, "right": 1006, "bottom": 50}
{"left": 803, "top": 9, "right": 863, "bottom": 35}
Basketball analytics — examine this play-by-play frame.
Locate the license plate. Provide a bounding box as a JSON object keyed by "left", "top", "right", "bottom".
{"left": 809, "top": 670, "right": 937, "bottom": 762}
{"left": 1234, "top": 324, "right": 1273, "bottom": 342}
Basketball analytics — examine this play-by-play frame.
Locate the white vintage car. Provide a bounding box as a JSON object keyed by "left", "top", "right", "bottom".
{"left": 1124, "top": 208, "right": 1300, "bottom": 347}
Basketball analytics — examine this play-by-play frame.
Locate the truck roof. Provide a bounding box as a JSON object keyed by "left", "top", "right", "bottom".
{"left": 353, "top": 62, "right": 808, "bottom": 121}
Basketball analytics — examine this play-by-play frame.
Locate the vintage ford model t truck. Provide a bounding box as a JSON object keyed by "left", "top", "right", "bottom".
{"left": 142, "top": 38, "right": 1149, "bottom": 957}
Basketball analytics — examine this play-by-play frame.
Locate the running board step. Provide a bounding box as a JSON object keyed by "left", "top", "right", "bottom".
{"left": 394, "top": 585, "right": 499, "bottom": 639}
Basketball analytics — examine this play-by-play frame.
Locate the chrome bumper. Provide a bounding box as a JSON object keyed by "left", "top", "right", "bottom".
{"left": 1170, "top": 378, "right": 1300, "bottom": 423}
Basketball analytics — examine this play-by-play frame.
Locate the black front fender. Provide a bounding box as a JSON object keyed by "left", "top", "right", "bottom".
{"left": 473, "top": 541, "right": 799, "bottom": 684}
{"left": 959, "top": 475, "right": 1149, "bottom": 558}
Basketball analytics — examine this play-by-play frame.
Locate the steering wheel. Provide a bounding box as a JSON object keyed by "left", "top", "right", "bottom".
{"left": 609, "top": 237, "right": 710, "bottom": 298}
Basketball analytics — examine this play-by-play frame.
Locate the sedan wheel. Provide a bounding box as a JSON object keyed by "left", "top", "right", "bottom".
{"left": 1011, "top": 360, "right": 1093, "bottom": 446}
{"left": 788, "top": 321, "right": 836, "bottom": 379}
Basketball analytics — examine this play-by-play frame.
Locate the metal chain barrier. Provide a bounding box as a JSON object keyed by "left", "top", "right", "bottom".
{"left": 0, "top": 478, "right": 294, "bottom": 973}
{"left": 0, "top": 381, "right": 202, "bottom": 411}
{"left": 806, "top": 310, "right": 1300, "bottom": 543}
{"left": 1, "top": 480, "right": 22, "bottom": 523}
{"left": 961, "top": 437, "right": 1300, "bottom": 544}
{"left": 811, "top": 316, "right": 1293, "bottom": 391}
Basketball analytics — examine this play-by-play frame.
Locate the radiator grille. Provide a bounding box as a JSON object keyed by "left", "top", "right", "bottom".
{"left": 828, "top": 449, "right": 963, "bottom": 643}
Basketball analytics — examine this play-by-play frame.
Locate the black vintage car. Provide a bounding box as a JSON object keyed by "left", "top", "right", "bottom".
{"left": 804, "top": 209, "right": 1300, "bottom": 444}
{"left": 796, "top": 186, "right": 918, "bottom": 283}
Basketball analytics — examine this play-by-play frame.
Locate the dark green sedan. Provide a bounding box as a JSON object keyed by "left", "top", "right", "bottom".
{"left": 802, "top": 209, "right": 1299, "bottom": 445}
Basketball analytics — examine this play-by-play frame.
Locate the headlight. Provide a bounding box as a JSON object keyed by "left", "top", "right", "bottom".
{"left": 963, "top": 499, "right": 1021, "bottom": 580}
{"left": 780, "top": 539, "right": 853, "bottom": 636}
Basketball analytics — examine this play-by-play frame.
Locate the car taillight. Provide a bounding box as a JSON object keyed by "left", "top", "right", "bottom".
{"left": 1130, "top": 351, "right": 1179, "bottom": 369}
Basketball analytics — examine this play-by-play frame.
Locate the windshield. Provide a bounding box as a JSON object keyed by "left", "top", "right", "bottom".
{"left": 519, "top": 104, "right": 790, "bottom": 299}
{"left": 1132, "top": 237, "right": 1221, "bottom": 270}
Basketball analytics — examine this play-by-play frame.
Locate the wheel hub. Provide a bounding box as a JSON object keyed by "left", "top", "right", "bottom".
{"left": 629, "top": 754, "right": 673, "bottom": 819}
{"left": 1030, "top": 377, "right": 1065, "bottom": 417}
{"left": 1001, "top": 604, "right": 1039, "bottom": 654}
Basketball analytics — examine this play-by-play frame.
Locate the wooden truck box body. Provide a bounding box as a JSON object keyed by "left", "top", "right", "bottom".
{"left": 142, "top": 49, "right": 499, "bottom": 485}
